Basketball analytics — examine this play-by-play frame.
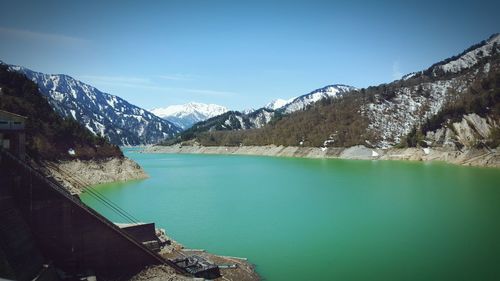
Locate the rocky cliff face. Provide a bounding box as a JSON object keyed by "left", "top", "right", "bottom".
{"left": 425, "top": 113, "right": 498, "bottom": 149}
{"left": 364, "top": 34, "right": 499, "bottom": 148}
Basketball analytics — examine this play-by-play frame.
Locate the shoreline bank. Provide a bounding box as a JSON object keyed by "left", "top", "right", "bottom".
{"left": 42, "top": 156, "right": 149, "bottom": 194}
{"left": 143, "top": 144, "right": 500, "bottom": 168}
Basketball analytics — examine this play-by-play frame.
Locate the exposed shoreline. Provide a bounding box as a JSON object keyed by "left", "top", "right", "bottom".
{"left": 143, "top": 144, "right": 500, "bottom": 168}
{"left": 42, "top": 156, "right": 149, "bottom": 194}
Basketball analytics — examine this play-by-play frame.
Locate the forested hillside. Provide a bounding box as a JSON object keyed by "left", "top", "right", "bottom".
{"left": 165, "top": 34, "right": 500, "bottom": 149}
{"left": 0, "top": 65, "right": 122, "bottom": 160}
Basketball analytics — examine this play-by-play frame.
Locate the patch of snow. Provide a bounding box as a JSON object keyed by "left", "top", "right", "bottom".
{"left": 437, "top": 34, "right": 499, "bottom": 74}
{"left": 281, "top": 84, "right": 356, "bottom": 114}
{"left": 364, "top": 78, "right": 466, "bottom": 147}
{"left": 265, "top": 98, "right": 293, "bottom": 110}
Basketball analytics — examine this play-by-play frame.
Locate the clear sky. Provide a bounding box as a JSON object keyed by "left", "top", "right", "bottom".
{"left": 0, "top": 0, "right": 498, "bottom": 111}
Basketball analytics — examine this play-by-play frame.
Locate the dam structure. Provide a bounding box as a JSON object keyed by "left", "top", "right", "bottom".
{"left": 0, "top": 113, "right": 187, "bottom": 280}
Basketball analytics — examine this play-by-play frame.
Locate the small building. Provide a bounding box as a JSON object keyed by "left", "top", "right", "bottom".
{"left": 115, "top": 222, "right": 168, "bottom": 252}
{"left": 0, "top": 110, "right": 27, "bottom": 160}
{"left": 172, "top": 255, "right": 220, "bottom": 279}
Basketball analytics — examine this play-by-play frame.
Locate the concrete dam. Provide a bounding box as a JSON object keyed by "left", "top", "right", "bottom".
{"left": 0, "top": 149, "right": 186, "bottom": 280}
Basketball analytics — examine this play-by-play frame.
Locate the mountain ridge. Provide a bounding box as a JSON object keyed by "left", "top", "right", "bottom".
{"left": 151, "top": 102, "right": 228, "bottom": 129}
{"left": 6, "top": 64, "right": 181, "bottom": 145}
{"left": 166, "top": 33, "right": 500, "bottom": 150}
{"left": 0, "top": 64, "right": 122, "bottom": 160}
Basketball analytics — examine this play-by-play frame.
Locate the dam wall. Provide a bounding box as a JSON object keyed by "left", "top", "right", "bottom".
{"left": 0, "top": 150, "right": 184, "bottom": 279}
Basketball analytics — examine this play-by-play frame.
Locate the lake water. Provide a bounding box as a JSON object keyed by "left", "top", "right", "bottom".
{"left": 80, "top": 149, "right": 500, "bottom": 281}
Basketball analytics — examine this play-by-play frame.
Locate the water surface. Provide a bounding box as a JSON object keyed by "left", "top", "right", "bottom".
{"left": 81, "top": 150, "right": 500, "bottom": 281}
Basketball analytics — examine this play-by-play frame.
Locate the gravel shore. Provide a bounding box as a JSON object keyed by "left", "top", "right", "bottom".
{"left": 143, "top": 144, "right": 500, "bottom": 168}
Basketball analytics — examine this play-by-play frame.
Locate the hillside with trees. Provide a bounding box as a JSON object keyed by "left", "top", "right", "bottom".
{"left": 162, "top": 34, "right": 500, "bottom": 149}
{"left": 0, "top": 64, "right": 122, "bottom": 160}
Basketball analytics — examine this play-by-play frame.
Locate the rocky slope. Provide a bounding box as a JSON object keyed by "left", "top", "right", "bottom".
{"left": 364, "top": 33, "right": 500, "bottom": 148}
{"left": 170, "top": 33, "right": 499, "bottom": 154}
{"left": 0, "top": 64, "right": 123, "bottom": 160}
{"left": 8, "top": 64, "right": 181, "bottom": 145}
{"left": 425, "top": 113, "right": 498, "bottom": 149}
{"left": 279, "top": 84, "right": 356, "bottom": 113}
{"left": 0, "top": 63, "right": 149, "bottom": 192}
{"left": 151, "top": 102, "right": 228, "bottom": 129}
{"left": 42, "top": 157, "right": 148, "bottom": 194}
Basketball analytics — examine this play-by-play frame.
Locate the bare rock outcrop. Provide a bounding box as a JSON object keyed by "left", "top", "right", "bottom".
{"left": 425, "top": 113, "right": 498, "bottom": 149}
{"left": 43, "top": 157, "right": 148, "bottom": 194}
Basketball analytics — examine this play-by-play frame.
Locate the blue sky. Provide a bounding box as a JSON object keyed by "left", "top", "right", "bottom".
{"left": 0, "top": 0, "right": 498, "bottom": 110}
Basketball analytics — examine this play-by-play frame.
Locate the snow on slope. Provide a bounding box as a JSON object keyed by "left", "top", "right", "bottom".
{"left": 364, "top": 34, "right": 499, "bottom": 148}
{"left": 9, "top": 65, "right": 181, "bottom": 145}
{"left": 151, "top": 102, "right": 228, "bottom": 129}
{"left": 265, "top": 98, "right": 291, "bottom": 110}
{"left": 364, "top": 79, "right": 468, "bottom": 148}
{"left": 435, "top": 33, "right": 499, "bottom": 75}
{"left": 279, "top": 84, "right": 356, "bottom": 113}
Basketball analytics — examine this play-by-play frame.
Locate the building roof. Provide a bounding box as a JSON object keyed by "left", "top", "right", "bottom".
{"left": 0, "top": 110, "right": 27, "bottom": 121}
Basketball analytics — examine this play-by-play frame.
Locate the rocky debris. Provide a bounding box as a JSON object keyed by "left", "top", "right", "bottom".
{"left": 128, "top": 265, "right": 196, "bottom": 281}
{"left": 340, "top": 145, "right": 377, "bottom": 159}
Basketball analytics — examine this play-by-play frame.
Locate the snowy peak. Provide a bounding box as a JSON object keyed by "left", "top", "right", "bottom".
{"left": 280, "top": 84, "right": 356, "bottom": 113}
{"left": 151, "top": 102, "right": 228, "bottom": 129}
{"left": 265, "top": 98, "right": 291, "bottom": 110}
{"left": 152, "top": 102, "right": 228, "bottom": 118}
{"left": 9, "top": 64, "right": 181, "bottom": 145}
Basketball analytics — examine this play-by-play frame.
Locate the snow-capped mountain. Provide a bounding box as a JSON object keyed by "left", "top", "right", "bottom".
{"left": 262, "top": 85, "right": 355, "bottom": 113}
{"left": 364, "top": 33, "right": 500, "bottom": 147}
{"left": 174, "top": 33, "right": 500, "bottom": 150}
{"left": 265, "top": 98, "right": 291, "bottom": 110}
{"left": 8, "top": 65, "right": 181, "bottom": 145}
{"left": 176, "top": 84, "right": 357, "bottom": 139}
{"left": 184, "top": 107, "right": 277, "bottom": 135}
{"left": 430, "top": 33, "right": 500, "bottom": 75}
{"left": 151, "top": 102, "right": 228, "bottom": 129}
{"left": 279, "top": 84, "right": 356, "bottom": 113}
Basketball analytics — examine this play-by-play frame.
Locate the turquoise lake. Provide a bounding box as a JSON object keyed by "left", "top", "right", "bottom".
{"left": 80, "top": 149, "right": 500, "bottom": 281}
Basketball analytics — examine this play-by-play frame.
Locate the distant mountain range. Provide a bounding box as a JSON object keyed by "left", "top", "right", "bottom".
{"left": 151, "top": 102, "right": 228, "bottom": 129}
{"left": 171, "top": 33, "right": 500, "bottom": 149}
{"left": 0, "top": 64, "right": 122, "bottom": 160}
{"left": 5, "top": 33, "right": 498, "bottom": 150}
{"left": 174, "top": 84, "right": 356, "bottom": 140}
{"left": 6, "top": 65, "right": 181, "bottom": 146}
{"left": 151, "top": 84, "right": 355, "bottom": 135}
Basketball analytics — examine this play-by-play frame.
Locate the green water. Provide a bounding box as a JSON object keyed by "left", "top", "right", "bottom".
{"left": 81, "top": 150, "right": 500, "bottom": 281}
